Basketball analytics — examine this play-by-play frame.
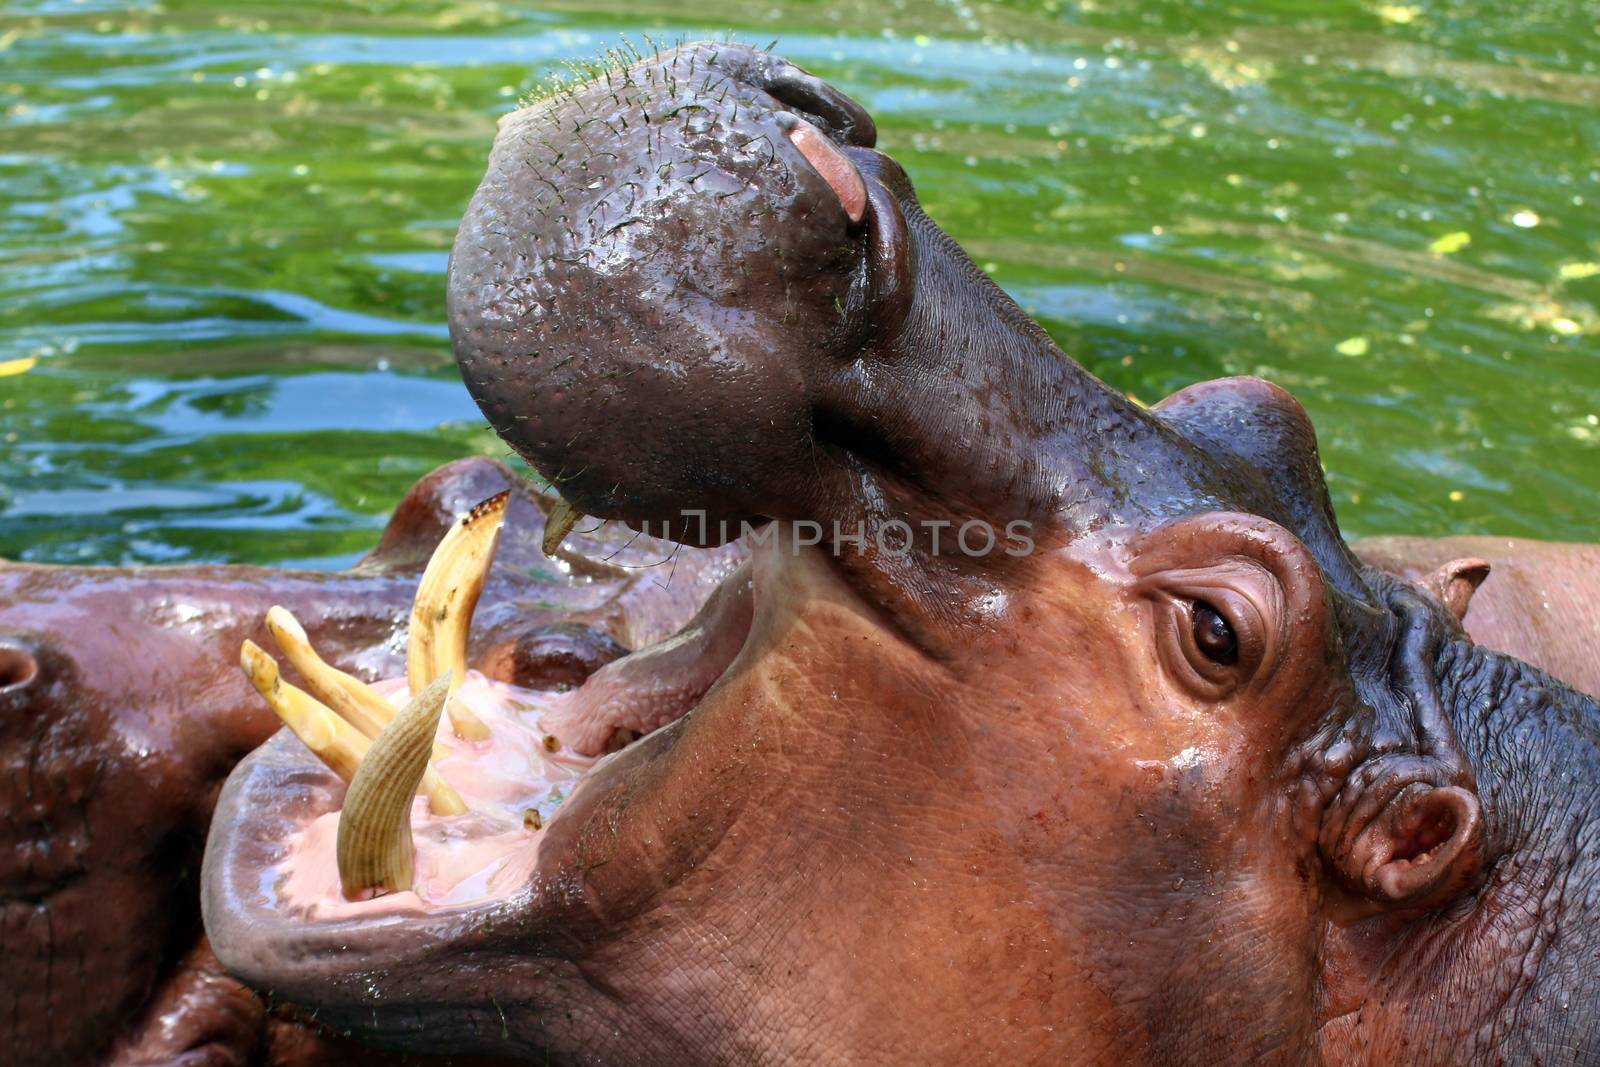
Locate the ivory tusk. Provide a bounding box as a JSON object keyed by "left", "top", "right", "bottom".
{"left": 336, "top": 672, "right": 453, "bottom": 898}
{"left": 407, "top": 492, "right": 508, "bottom": 740}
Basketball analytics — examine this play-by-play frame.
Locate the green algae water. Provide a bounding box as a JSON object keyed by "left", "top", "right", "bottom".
{"left": 1, "top": 0, "right": 1595, "bottom": 566}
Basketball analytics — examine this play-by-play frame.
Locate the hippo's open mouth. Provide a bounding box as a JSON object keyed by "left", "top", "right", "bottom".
{"left": 202, "top": 504, "right": 889, "bottom": 1044}
{"left": 211, "top": 490, "right": 761, "bottom": 925}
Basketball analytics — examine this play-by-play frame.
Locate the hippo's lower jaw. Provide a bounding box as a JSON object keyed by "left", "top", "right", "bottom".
{"left": 203, "top": 533, "right": 871, "bottom": 1056}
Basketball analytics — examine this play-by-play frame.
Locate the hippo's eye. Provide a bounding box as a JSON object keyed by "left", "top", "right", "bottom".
{"left": 1138, "top": 568, "right": 1276, "bottom": 701}
{"left": 1191, "top": 602, "right": 1238, "bottom": 665}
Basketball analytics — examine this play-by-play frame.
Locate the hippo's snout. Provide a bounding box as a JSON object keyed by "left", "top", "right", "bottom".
{"left": 0, "top": 632, "right": 57, "bottom": 732}
{"left": 448, "top": 37, "right": 1223, "bottom": 590}
{"left": 449, "top": 42, "right": 906, "bottom": 541}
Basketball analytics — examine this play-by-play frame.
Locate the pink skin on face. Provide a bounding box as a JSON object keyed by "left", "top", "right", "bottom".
{"left": 786, "top": 118, "right": 866, "bottom": 222}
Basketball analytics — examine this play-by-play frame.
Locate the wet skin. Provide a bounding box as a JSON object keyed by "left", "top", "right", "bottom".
{"left": 192, "top": 41, "right": 1600, "bottom": 1066}
{"left": 6, "top": 510, "right": 1588, "bottom": 1064}
{"left": 0, "top": 456, "right": 739, "bottom": 1067}
{"left": 3, "top": 43, "right": 1587, "bottom": 1067}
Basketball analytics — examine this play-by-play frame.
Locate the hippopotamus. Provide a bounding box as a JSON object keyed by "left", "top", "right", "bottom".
{"left": 187, "top": 41, "right": 1600, "bottom": 1067}
{"left": 0, "top": 456, "right": 739, "bottom": 1067}
{"left": 1354, "top": 535, "right": 1600, "bottom": 701}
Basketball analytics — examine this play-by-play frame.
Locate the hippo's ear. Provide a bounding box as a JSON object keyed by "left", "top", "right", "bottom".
{"left": 356, "top": 457, "right": 559, "bottom": 577}
{"left": 1323, "top": 774, "right": 1484, "bottom": 909}
{"left": 357, "top": 457, "right": 518, "bottom": 574}
{"left": 1319, "top": 575, "right": 1486, "bottom": 910}
{"left": 1418, "top": 557, "right": 1491, "bottom": 622}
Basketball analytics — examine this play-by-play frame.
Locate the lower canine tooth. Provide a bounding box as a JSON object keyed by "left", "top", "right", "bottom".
{"left": 337, "top": 672, "right": 453, "bottom": 898}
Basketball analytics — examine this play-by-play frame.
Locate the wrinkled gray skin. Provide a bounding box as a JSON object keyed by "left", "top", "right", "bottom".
{"left": 1354, "top": 536, "right": 1600, "bottom": 700}
{"left": 204, "top": 42, "right": 1600, "bottom": 1066}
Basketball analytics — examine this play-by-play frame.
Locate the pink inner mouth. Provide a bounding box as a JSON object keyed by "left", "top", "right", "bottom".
{"left": 276, "top": 673, "right": 595, "bottom": 920}
{"left": 271, "top": 562, "right": 755, "bottom": 921}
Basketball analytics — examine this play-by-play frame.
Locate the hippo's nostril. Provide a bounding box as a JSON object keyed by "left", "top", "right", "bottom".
{"left": 0, "top": 644, "right": 38, "bottom": 693}
{"left": 777, "top": 113, "right": 867, "bottom": 223}
{"left": 763, "top": 66, "right": 877, "bottom": 148}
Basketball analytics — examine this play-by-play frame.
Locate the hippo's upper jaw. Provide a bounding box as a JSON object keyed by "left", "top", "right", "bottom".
{"left": 448, "top": 42, "right": 887, "bottom": 538}
{"left": 202, "top": 42, "right": 1596, "bottom": 1067}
